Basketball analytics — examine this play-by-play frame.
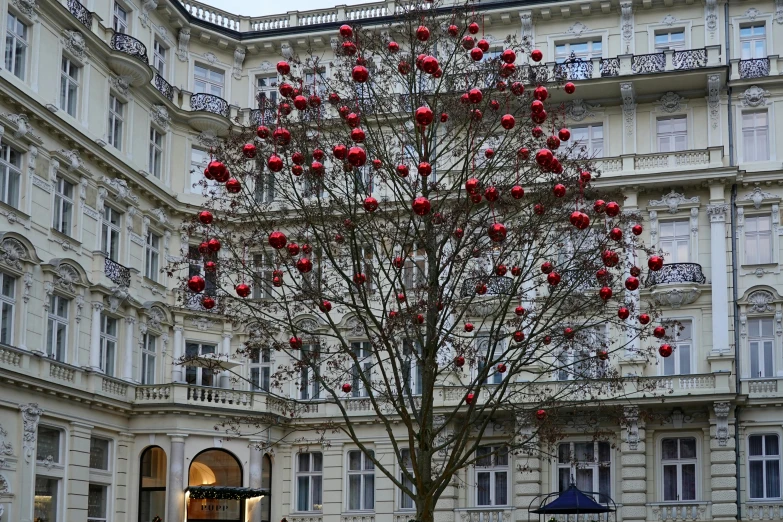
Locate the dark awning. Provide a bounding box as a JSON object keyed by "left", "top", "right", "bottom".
{"left": 530, "top": 484, "right": 615, "bottom": 515}
{"left": 187, "top": 486, "right": 268, "bottom": 500}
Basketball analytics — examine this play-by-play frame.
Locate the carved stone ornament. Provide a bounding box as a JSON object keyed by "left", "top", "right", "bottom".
{"left": 139, "top": 0, "right": 158, "bottom": 28}
{"left": 109, "top": 75, "right": 130, "bottom": 96}
{"left": 0, "top": 238, "right": 27, "bottom": 270}
{"left": 176, "top": 28, "right": 190, "bottom": 62}
{"left": 713, "top": 401, "right": 730, "bottom": 446}
{"left": 777, "top": 0, "right": 783, "bottom": 24}
{"left": 148, "top": 306, "right": 166, "bottom": 331}
{"left": 59, "top": 149, "right": 83, "bottom": 172}
{"left": 648, "top": 191, "right": 700, "bottom": 213}
{"left": 62, "top": 30, "right": 87, "bottom": 60}
{"left": 203, "top": 52, "right": 218, "bottom": 65}
{"left": 624, "top": 406, "right": 640, "bottom": 450}
{"left": 101, "top": 176, "right": 139, "bottom": 205}
{"left": 296, "top": 318, "right": 319, "bottom": 332}
{"left": 745, "top": 7, "right": 762, "bottom": 19}
{"left": 197, "top": 130, "right": 219, "bottom": 148}
{"left": 150, "top": 105, "right": 171, "bottom": 130}
{"left": 652, "top": 287, "right": 701, "bottom": 308}
{"left": 150, "top": 208, "right": 167, "bottom": 224}
{"left": 330, "top": 36, "right": 339, "bottom": 52}
{"left": 19, "top": 403, "right": 43, "bottom": 463}
{"left": 567, "top": 21, "right": 589, "bottom": 36}
{"left": 232, "top": 46, "right": 246, "bottom": 80}
{"left": 519, "top": 11, "right": 533, "bottom": 51}
{"left": 192, "top": 316, "right": 213, "bottom": 331}
{"left": 4, "top": 113, "right": 32, "bottom": 139}
{"left": 657, "top": 92, "right": 683, "bottom": 113}
{"left": 706, "top": 204, "right": 729, "bottom": 222}
{"left": 748, "top": 290, "right": 775, "bottom": 313}
{"left": 661, "top": 14, "right": 677, "bottom": 25}
{"left": 0, "top": 473, "right": 8, "bottom": 493}
{"left": 620, "top": 2, "right": 634, "bottom": 51}
{"left": 259, "top": 61, "right": 273, "bottom": 72}
{"left": 742, "top": 85, "right": 771, "bottom": 107}
{"left": 12, "top": 0, "right": 37, "bottom": 18}
{"left": 346, "top": 317, "right": 365, "bottom": 337}
{"left": 566, "top": 99, "right": 600, "bottom": 122}
{"left": 707, "top": 74, "right": 721, "bottom": 130}
{"left": 55, "top": 263, "right": 81, "bottom": 293}
{"left": 620, "top": 82, "right": 636, "bottom": 135}
{"left": 741, "top": 187, "right": 776, "bottom": 209}
{"left": 705, "top": 0, "right": 718, "bottom": 37}
{"left": 281, "top": 43, "right": 294, "bottom": 60}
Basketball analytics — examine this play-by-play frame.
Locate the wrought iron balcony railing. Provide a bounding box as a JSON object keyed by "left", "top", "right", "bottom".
{"left": 673, "top": 48, "right": 707, "bottom": 70}
{"left": 740, "top": 58, "right": 770, "bottom": 79}
{"left": 153, "top": 73, "right": 173, "bottom": 100}
{"left": 190, "top": 93, "right": 230, "bottom": 118}
{"left": 460, "top": 276, "right": 515, "bottom": 298}
{"left": 104, "top": 257, "right": 131, "bottom": 287}
{"left": 67, "top": 0, "right": 92, "bottom": 28}
{"left": 111, "top": 33, "right": 149, "bottom": 64}
{"left": 600, "top": 57, "right": 620, "bottom": 77}
{"left": 645, "top": 263, "right": 706, "bottom": 287}
{"left": 632, "top": 52, "right": 666, "bottom": 74}
{"left": 554, "top": 58, "right": 593, "bottom": 81}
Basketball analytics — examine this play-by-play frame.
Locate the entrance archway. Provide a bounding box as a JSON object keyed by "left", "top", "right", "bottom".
{"left": 187, "top": 449, "right": 243, "bottom": 521}
{"left": 139, "top": 446, "right": 167, "bottom": 522}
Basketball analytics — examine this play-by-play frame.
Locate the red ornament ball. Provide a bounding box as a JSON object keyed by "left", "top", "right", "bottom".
{"left": 625, "top": 276, "right": 640, "bottom": 291}
{"left": 287, "top": 243, "right": 300, "bottom": 256}
{"left": 564, "top": 327, "right": 575, "bottom": 339}
{"left": 468, "top": 22, "right": 480, "bottom": 34}
{"left": 558, "top": 128, "right": 571, "bottom": 141}
{"left": 511, "top": 185, "right": 525, "bottom": 199}
{"left": 207, "top": 238, "right": 221, "bottom": 252}
{"left": 511, "top": 82, "right": 524, "bottom": 95}
{"left": 466, "top": 177, "right": 480, "bottom": 193}
{"left": 333, "top": 144, "right": 348, "bottom": 160}
{"left": 415, "top": 106, "right": 434, "bottom": 126}
{"left": 599, "top": 286, "right": 613, "bottom": 301}
{"left": 488, "top": 223, "right": 507, "bottom": 243}
{"left": 534, "top": 203, "right": 546, "bottom": 215}
{"left": 547, "top": 272, "right": 561, "bottom": 286}
{"left": 632, "top": 224, "right": 644, "bottom": 236}
{"left": 416, "top": 25, "right": 430, "bottom": 41}
{"left": 418, "top": 162, "right": 432, "bottom": 177}
{"left": 388, "top": 41, "right": 399, "bottom": 53}
{"left": 468, "top": 88, "right": 483, "bottom": 104}
{"left": 654, "top": 326, "right": 666, "bottom": 339}
{"left": 462, "top": 35, "right": 475, "bottom": 50}
{"left": 396, "top": 164, "right": 409, "bottom": 177}
{"left": 639, "top": 313, "right": 651, "bottom": 325}
{"left": 501, "top": 114, "right": 516, "bottom": 130}
{"left": 536, "top": 409, "right": 547, "bottom": 420}
{"left": 256, "top": 126, "right": 269, "bottom": 139}
{"left": 497, "top": 363, "right": 507, "bottom": 373}
{"left": 187, "top": 275, "right": 206, "bottom": 293}
{"left": 267, "top": 155, "right": 283, "bottom": 172}
{"left": 289, "top": 336, "right": 303, "bottom": 349}
{"left": 484, "top": 186, "right": 499, "bottom": 201}
{"left": 350, "top": 128, "right": 366, "bottom": 143}
{"left": 342, "top": 383, "right": 352, "bottom": 393}
{"left": 448, "top": 24, "right": 459, "bottom": 36}
{"left": 296, "top": 258, "right": 313, "bottom": 273}
{"left": 455, "top": 355, "right": 465, "bottom": 367}
{"left": 648, "top": 255, "right": 664, "bottom": 271}
{"left": 511, "top": 266, "right": 522, "bottom": 276}
{"left": 464, "top": 323, "right": 474, "bottom": 332}
{"left": 594, "top": 199, "right": 606, "bottom": 213}
{"left": 496, "top": 265, "right": 507, "bottom": 276}
{"left": 515, "top": 306, "right": 526, "bottom": 316}
{"left": 201, "top": 296, "right": 216, "bottom": 309}
{"left": 553, "top": 184, "right": 566, "bottom": 197}
{"left": 347, "top": 147, "right": 367, "bottom": 167}
{"left": 659, "top": 344, "right": 673, "bottom": 358}
{"left": 235, "top": 283, "right": 250, "bottom": 298}
{"left": 470, "top": 48, "right": 484, "bottom": 61}
{"left": 609, "top": 227, "right": 623, "bottom": 241}
{"left": 198, "top": 210, "right": 213, "bottom": 225}
{"left": 530, "top": 49, "right": 543, "bottom": 62}
{"left": 501, "top": 49, "right": 516, "bottom": 63}
{"left": 243, "top": 143, "right": 257, "bottom": 158}
{"left": 466, "top": 392, "right": 476, "bottom": 405}
{"left": 276, "top": 61, "right": 290, "bottom": 75}
{"left": 605, "top": 201, "right": 621, "bottom": 217}
{"left": 618, "top": 307, "right": 630, "bottom": 320}
{"left": 352, "top": 65, "right": 369, "bottom": 83}
{"left": 225, "top": 178, "right": 241, "bottom": 193}
{"left": 364, "top": 196, "right": 379, "bottom": 213}
{"left": 534, "top": 85, "right": 549, "bottom": 101}
{"left": 339, "top": 24, "right": 353, "bottom": 38}
{"left": 412, "top": 197, "right": 431, "bottom": 216}
{"left": 564, "top": 82, "right": 576, "bottom": 94}
{"left": 602, "top": 250, "right": 619, "bottom": 267}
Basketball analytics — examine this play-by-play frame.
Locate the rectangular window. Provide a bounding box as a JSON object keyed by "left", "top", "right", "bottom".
{"left": 570, "top": 124, "right": 603, "bottom": 158}
{"left": 257, "top": 75, "right": 279, "bottom": 106}
{"left": 557, "top": 442, "right": 611, "bottom": 502}
{"left": 299, "top": 344, "right": 320, "bottom": 400}
{"left": 662, "top": 437, "right": 697, "bottom": 501}
{"left": 187, "top": 245, "right": 217, "bottom": 299}
{"left": 194, "top": 64, "right": 224, "bottom": 97}
{"left": 113, "top": 3, "right": 128, "bottom": 34}
{"left": 749, "top": 318, "right": 775, "bottom": 378}
{"left": 34, "top": 476, "right": 60, "bottom": 522}
{"left": 476, "top": 446, "right": 509, "bottom": 506}
{"left": 0, "top": 271, "right": 15, "bottom": 344}
{"left": 108, "top": 94, "right": 124, "bottom": 150}
{"left": 400, "top": 448, "right": 415, "bottom": 510}
{"left": 102, "top": 206, "right": 121, "bottom": 261}
{"left": 347, "top": 450, "right": 375, "bottom": 511}
{"left": 87, "top": 483, "right": 108, "bottom": 522}
{"left": 53, "top": 176, "right": 74, "bottom": 236}
{"left": 46, "top": 295, "right": 68, "bottom": 361}
{"left": 252, "top": 252, "right": 274, "bottom": 299}
{"left": 745, "top": 214, "right": 773, "bottom": 265}
{"left": 99, "top": 314, "right": 117, "bottom": 377}
{"left": 153, "top": 39, "right": 166, "bottom": 77}
{"left": 141, "top": 333, "right": 157, "bottom": 385}
{"left": 402, "top": 339, "right": 423, "bottom": 396}
{"left": 351, "top": 341, "right": 372, "bottom": 397}
{"left": 655, "top": 30, "right": 686, "bottom": 49}
{"left": 403, "top": 243, "right": 426, "bottom": 289}
{"left": 60, "top": 57, "right": 79, "bottom": 117}
{"left": 250, "top": 347, "right": 271, "bottom": 391}
{"left": 749, "top": 434, "right": 781, "bottom": 499}
{"left": 89, "top": 437, "right": 110, "bottom": 470}
{"left": 555, "top": 40, "right": 602, "bottom": 61}
{"left": 37, "top": 426, "right": 61, "bottom": 462}
{"left": 662, "top": 320, "right": 692, "bottom": 376}
{"left": 190, "top": 147, "right": 215, "bottom": 191}
{"left": 185, "top": 342, "right": 216, "bottom": 387}
{"left": 0, "top": 141, "right": 22, "bottom": 208}
{"left": 657, "top": 116, "right": 687, "bottom": 153}
{"left": 254, "top": 167, "right": 275, "bottom": 203}
{"left": 740, "top": 23, "right": 766, "bottom": 60}
{"left": 659, "top": 220, "right": 690, "bottom": 263}
{"left": 477, "top": 333, "right": 503, "bottom": 385}
{"left": 296, "top": 452, "right": 323, "bottom": 512}
{"left": 145, "top": 232, "right": 160, "bottom": 281}
{"left": 149, "top": 127, "right": 163, "bottom": 178}
{"left": 743, "top": 111, "right": 770, "bottom": 162}
{"left": 5, "top": 12, "right": 28, "bottom": 80}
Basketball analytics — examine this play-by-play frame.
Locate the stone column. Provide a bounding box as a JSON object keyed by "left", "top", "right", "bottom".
{"left": 220, "top": 333, "right": 232, "bottom": 388}
{"left": 172, "top": 325, "right": 184, "bottom": 383}
{"left": 623, "top": 191, "right": 641, "bottom": 356}
{"left": 248, "top": 441, "right": 264, "bottom": 522}
{"left": 90, "top": 302, "right": 104, "bottom": 371}
{"left": 123, "top": 315, "right": 136, "bottom": 381}
{"left": 18, "top": 404, "right": 43, "bottom": 522}
{"left": 67, "top": 422, "right": 93, "bottom": 522}
{"left": 115, "top": 432, "right": 135, "bottom": 522}
{"left": 709, "top": 402, "right": 737, "bottom": 522}
{"left": 167, "top": 433, "right": 188, "bottom": 522}
{"left": 707, "top": 204, "right": 730, "bottom": 353}
{"left": 620, "top": 407, "right": 647, "bottom": 522}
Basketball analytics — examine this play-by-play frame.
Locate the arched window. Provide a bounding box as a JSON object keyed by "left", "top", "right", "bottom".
{"left": 139, "top": 446, "right": 166, "bottom": 522}
{"left": 188, "top": 449, "right": 243, "bottom": 521}
{"left": 260, "top": 454, "right": 272, "bottom": 522}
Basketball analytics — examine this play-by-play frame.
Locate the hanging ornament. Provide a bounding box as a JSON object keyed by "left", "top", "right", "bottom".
{"left": 632, "top": 224, "right": 643, "bottom": 235}
{"left": 596, "top": 268, "right": 609, "bottom": 281}
{"left": 339, "top": 24, "right": 353, "bottom": 38}
{"left": 534, "top": 203, "right": 546, "bottom": 215}
{"left": 418, "top": 162, "right": 432, "bottom": 177}
{"left": 198, "top": 210, "right": 213, "bottom": 225}
{"left": 267, "top": 155, "right": 283, "bottom": 172}
{"left": 564, "top": 327, "right": 575, "bottom": 339}
{"left": 468, "top": 88, "right": 483, "bottom": 104}
{"left": 511, "top": 185, "right": 524, "bottom": 199}
{"left": 536, "top": 409, "right": 547, "bottom": 420}
{"left": 291, "top": 165, "right": 303, "bottom": 176}
{"left": 553, "top": 184, "right": 566, "bottom": 197}
{"left": 470, "top": 48, "right": 484, "bottom": 61}
{"left": 541, "top": 262, "right": 554, "bottom": 274}
{"left": 208, "top": 161, "right": 227, "bottom": 179}
{"left": 558, "top": 128, "right": 571, "bottom": 141}
{"left": 484, "top": 186, "right": 499, "bottom": 201}
{"left": 654, "top": 326, "right": 666, "bottom": 339}
{"left": 398, "top": 61, "right": 411, "bottom": 74}
{"left": 354, "top": 273, "right": 367, "bottom": 285}
{"left": 530, "top": 49, "right": 543, "bottom": 62}
{"left": 543, "top": 335, "right": 552, "bottom": 344}
{"left": 372, "top": 158, "right": 382, "bottom": 169}
{"left": 296, "top": 258, "right": 313, "bottom": 273}
{"left": 471, "top": 193, "right": 483, "bottom": 204}
{"left": 605, "top": 201, "right": 621, "bottom": 217}
{"left": 351, "top": 128, "right": 366, "bottom": 143}
{"left": 462, "top": 35, "right": 475, "bottom": 50}
{"left": 236, "top": 283, "right": 251, "bottom": 298}
{"left": 187, "top": 275, "right": 206, "bottom": 293}
{"left": 440, "top": 113, "right": 449, "bottom": 122}
{"left": 333, "top": 144, "right": 348, "bottom": 160}
{"left": 518, "top": 147, "right": 530, "bottom": 159}
{"left": 465, "top": 178, "right": 480, "bottom": 193}
{"left": 416, "top": 314, "right": 425, "bottom": 324}
{"left": 580, "top": 171, "right": 592, "bottom": 183}
{"left": 397, "top": 292, "right": 406, "bottom": 302}
{"left": 352, "top": 65, "right": 369, "bottom": 82}
{"left": 302, "top": 244, "right": 313, "bottom": 255}
{"left": 204, "top": 261, "right": 217, "bottom": 272}
{"left": 412, "top": 197, "right": 431, "bottom": 216}
{"left": 531, "top": 110, "right": 547, "bottom": 124}
{"left": 659, "top": 344, "right": 673, "bottom": 357}
{"left": 466, "top": 392, "right": 476, "bottom": 405}
{"left": 416, "top": 25, "right": 430, "bottom": 41}
{"left": 243, "top": 143, "right": 257, "bottom": 158}
{"left": 257, "top": 125, "right": 271, "bottom": 139}
{"left": 513, "top": 331, "right": 525, "bottom": 343}
{"left": 455, "top": 355, "right": 465, "bottom": 367}
{"left": 287, "top": 243, "right": 300, "bottom": 256}
{"left": 564, "top": 82, "right": 576, "bottom": 94}
{"left": 630, "top": 266, "right": 641, "bottom": 277}
{"left": 639, "top": 313, "right": 651, "bottom": 325}
{"left": 497, "top": 363, "right": 507, "bottom": 373}
{"left": 198, "top": 241, "right": 209, "bottom": 254}
{"left": 447, "top": 24, "right": 459, "bottom": 36}
{"left": 625, "top": 276, "right": 640, "bottom": 291}
{"left": 464, "top": 323, "right": 474, "bottom": 332}
{"left": 501, "top": 114, "right": 516, "bottom": 130}
{"left": 310, "top": 161, "right": 325, "bottom": 176}
{"left": 501, "top": 49, "right": 516, "bottom": 63}
{"left": 421, "top": 55, "right": 439, "bottom": 74}
{"left": 601, "top": 250, "right": 619, "bottom": 267}
{"left": 201, "top": 296, "right": 216, "bottom": 309}
{"left": 454, "top": 228, "right": 464, "bottom": 239}
{"left": 531, "top": 99, "right": 544, "bottom": 113}
{"left": 475, "top": 283, "right": 488, "bottom": 295}
{"left": 515, "top": 306, "right": 526, "bottom": 316}
{"left": 293, "top": 95, "right": 308, "bottom": 110}
{"left": 207, "top": 238, "right": 221, "bottom": 252}
{"left": 396, "top": 164, "right": 410, "bottom": 177}
{"left": 500, "top": 63, "right": 516, "bottom": 76}
{"left": 364, "top": 197, "right": 379, "bottom": 213}
{"left": 347, "top": 147, "right": 367, "bottom": 167}
{"left": 490, "top": 100, "right": 500, "bottom": 111}
{"left": 609, "top": 228, "right": 623, "bottom": 241}
{"left": 535, "top": 149, "right": 553, "bottom": 166}
{"left": 279, "top": 82, "right": 294, "bottom": 98}
{"left": 597, "top": 350, "right": 609, "bottom": 361}
{"left": 547, "top": 272, "right": 561, "bottom": 286}
{"left": 342, "top": 41, "right": 357, "bottom": 56}
{"left": 225, "top": 178, "right": 241, "bottom": 193}
{"left": 415, "top": 106, "right": 434, "bottom": 126}
{"left": 570, "top": 211, "right": 590, "bottom": 230}
{"left": 533, "top": 86, "right": 549, "bottom": 101}
{"left": 547, "top": 136, "right": 561, "bottom": 150}
{"left": 341, "top": 383, "right": 353, "bottom": 393}
{"left": 276, "top": 61, "right": 290, "bottom": 75}
{"left": 309, "top": 94, "right": 321, "bottom": 107}
{"left": 488, "top": 223, "right": 507, "bottom": 243}
{"left": 618, "top": 307, "right": 630, "bottom": 320}
{"left": 511, "top": 82, "right": 524, "bottom": 95}
{"left": 496, "top": 265, "right": 507, "bottom": 276}
{"left": 468, "top": 21, "right": 480, "bottom": 33}
{"left": 593, "top": 199, "right": 606, "bottom": 213}
{"left": 289, "top": 336, "right": 303, "bottom": 349}
{"left": 648, "top": 255, "right": 664, "bottom": 271}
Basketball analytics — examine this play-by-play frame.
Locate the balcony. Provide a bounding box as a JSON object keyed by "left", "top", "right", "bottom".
{"left": 742, "top": 377, "right": 783, "bottom": 399}
{"left": 67, "top": 0, "right": 92, "bottom": 28}
{"left": 188, "top": 93, "right": 231, "bottom": 135}
{"left": 730, "top": 55, "right": 782, "bottom": 80}
{"left": 745, "top": 502, "right": 783, "bottom": 520}
{"left": 104, "top": 257, "right": 131, "bottom": 287}
{"left": 645, "top": 263, "right": 707, "bottom": 308}
{"left": 459, "top": 275, "right": 515, "bottom": 298}
{"left": 153, "top": 73, "right": 174, "bottom": 101}
{"left": 649, "top": 502, "right": 710, "bottom": 522}
{"left": 597, "top": 147, "right": 725, "bottom": 180}
{"left": 107, "top": 33, "right": 153, "bottom": 86}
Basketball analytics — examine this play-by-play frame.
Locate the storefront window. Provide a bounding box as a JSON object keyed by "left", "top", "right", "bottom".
{"left": 188, "top": 449, "right": 243, "bottom": 521}
{"left": 139, "top": 446, "right": 167, "bottom": 522}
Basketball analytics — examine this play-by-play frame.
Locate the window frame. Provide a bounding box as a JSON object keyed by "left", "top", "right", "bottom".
{"left": 60, "top": 56, "right": 80, "bottom": 117}
{"left": 554, "top": 39, "right": 603, "bottom": 62}
{"left": 295, "top": 451, "right": 323, "bottom": 512}
{"left": 107, "top": 93, "right": 125, "bottom": 150}
{"left": 112, "top": 2, "right": 128, "bottom": 34}
{"left": 658, "top": 219, "right": 692, "bottom": 263}
{"left": 350, "top": 341, "right": 372, "bottom": 397}
{"left": 184, "top": 341, "right": 217, "bottom": 387}
{"left": 476, "top": 333, "right": 503, "bottom": 385}
{"left": 299, "top": 343, "right": 321, "bottom": 400}
{"left": 475, "top": 445, "right": 510, "bottom": 507}
{"left": 144, "top": 230, "right": 161, "bottom": 281}
{"left": 660, "top": 436, "right": 699, "bottom": 502}
{"left": 141, "top": 333, "right": 157, "bottom": 385}
{"left": 656, "top": 115, "right": 688, "bottom": 153}
{"left": 190, "top": 146, "right": 216, "bottom": 193}
{"left": 5, "top": 10, "right": 29, "bottom": 80}
{"left": 743, "top": 214, "right": 773, "bottom": 266}
{"left": 148, "top": 126, "right": 164, "bottom": 179}
{"left": 748, "top": 433, "right": 782, "bottom": 500}
{"left": 99, "top": 313, "right": 118, "bottom": 377}
{"left": 46, "top": 294, "right": 69, "bottom": 362}
{"left": 87, "top": 482, "right": 110, "bottom": 522}
{"left": 748, "top": 317, "right": 775, "bottom": 379}
{"left": 53, "top": 175, "right": 75, "bottom": 236}
{"left": 556, "top": 441, "right": 612, "bottom": 502}
{"left": 252, "top": 251, "right": 274, "bottom": 299}
{"left": 0, "top": 140, "right": 23, "bottom": 208}
{"left": 402, "top": 339, "right": 423, "bottom": 396}
{"left": 399, "top": 448, "right": 416, "bottom": 511}
{"left": 740, "top": 22, "right": 767, "bottom": 60}
{"left": 742, "top": 110, "right": 770, "bottom": 163}
{"left": 89, "top": 437, "right": 112, "bottom": 471}
{"left": 568, "top": 123, "right": 604, "bottom": 159}
{"left": 193, "top": 62, "right": 225, "bottom": 97}
{"left": 0, "top": 270, "right": 16, "bottom": 345}
{"left": 249, "top": 346, "right": 271, "bottom": 391}
{"left": 152, "top": 39, "right": 167, "bottom": 77}
{"left": 346, "top": 449, "right": 375, "bottom": 511}
{"left": 101, "top": 205, "right": 122, "bottom": 261}
{"left": 661, "top": 319, "right": 693, "bottom": 376}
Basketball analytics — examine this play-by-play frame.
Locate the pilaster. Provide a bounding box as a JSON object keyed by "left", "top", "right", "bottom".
{"left": 166, "top": 433, "right": 188, "bottom": 522}
{"left": 621, "top": 407, "right": 646, "bottom": 522}
{"left": 115, "top": 432, "right": 135, "bottom": 522}
{"left": 66, "top": 421, "right": 93, "bottom": 522}
{"left": 709, "top": 402, "right": 737, "bottom": 522}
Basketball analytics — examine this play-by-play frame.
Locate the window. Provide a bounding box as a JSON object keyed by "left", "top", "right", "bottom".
{"left": 556, "top": 329, "right": 607, "bottom": 380}
{"left": 187, "top": 450, "right": 242, "bottom": 519}
{"left": 347, "top": 450, "right": 375, "bottom": 511}
{"left": 476, "top": 446, "right": 509, "bottom": 506}
{"left": 662, "top": 437, "right": 697, "bottom": 501}
{"left": 35, "top": 477, "right": 60, "bottom": 522}
{"left": 102, "top": 206, "right": 121, "bottom": 261}
{"left": 190, "top": 147, "right": 215, "bottom": 190}
{"left": 569, "top": 124, "right": 603, "bottom": 158}
{"left": 749, "top": 434, "right": 781, "bottom": 499}
{"left": 99, "top": 314, "right": 117, "bottom": 376}
{"left": 5, "top": 12, "right": 28, "bottom": 80}
{"left": 255, "top": 166, "right": 276, "bottom": 203}
{"left": 403, "top": 243, "right": 426, "bottom": 289}
{"left": 89, "top": 438, "right": 110, "bottom": 470}
{"left": 745, "top": 214, "right": 773, "bottom": 265}
{"left": 399, "top": 448, "right": 415, "bottom": 510}
{"left": 107, "top": 94, "right": 124, "bottom": 150}
{"left": 657, "top": 116, "right": 687, "bottom": 152}
{"left": 557, "top": 442, "right": 611, "bottom": 501}
{"left": 402, "top": 339, "right": 423, "bottom": 396}
{"left": 194, "top": 64, "right": 224, "bottom": 97}
{"left": 555, "top": 40, "right": 602, "bottom": 61}
{"left": 0, "top": 271, "right": 15, "bottom": 344}
{"left": 188, "top": 245, "right": 216, "bottom": 300}
{"left": 141, "top": 333, "right": 157, "bottom": 385}
{"left": 743, "top": 111, "right": 770, "bottom": 162}
{"left": 659, "top": 220, "right": 690, "bottom": 263}
{"left": 740, "top": 24, "right": 766, "bottom": 60}
{"left": 53, "top": 176, "right": 74, "bottom": 236}
{"left": 87, "top": 483, "right": 108, "bottom": 522}
{"left": 46, "top": 295, "right": 68, "bottom": 361}
{"left": 113, "top": 3, "right": 128, "bottom": 34}
{"left": 252, "top": 252, "right": 274, "bottom": 299}
{"left": 139, "top": 447, "right": 167, "bottom": 522}
{"left": 257, "top": 75, "right": 279, "bottom": 106}
{"left": 351, "top": 341, "right": 372, "bottom": 397}
{"left": 185, "top": 342, "right": 216, "bottom": 386}
{"left": 250, "top": 347, "right": 270, "bottom": 391}
{"left": 0, "top": 141, "right": 22, "bottom": 208}
{"left": 261, "top": 453, "right": 272, "bottom": 522}
{"left": 145, "top": 231, "right": 160, "bottom": 281}
{"left": 477, "top": 334, "right": 503, "bottom": 385}
{"left": 359, "top": 245, "right": 375, "bottom": 294}
{"left": 655, "top": 30, "right": 685, "bottom": 50}
{"left": 60, "top": 57, "right": 79, "bottom": 117}
{"left": 149, "top": 127, "right": 163, "bottom": 178}
{"left": 662, "top": 320, "right": 692, "bottom": 376}
{"left": 37, "top": 426, "right": 61, "bottom": 462}
{"left": 152, "top": 39, "right": 166, "bottom": 76}
{"left": 300, "top": 343, "right": 320, "bottom": 400}
{"left": 749, "top": 318, "right": 774, "bottom": 378}
{"left": 296, "top": 452, "right": 323, "bottom": 512}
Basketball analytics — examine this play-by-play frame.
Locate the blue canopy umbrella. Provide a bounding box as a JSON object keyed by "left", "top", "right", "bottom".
{"left": 529, "top": 481, "right": 616, "bottom": 522}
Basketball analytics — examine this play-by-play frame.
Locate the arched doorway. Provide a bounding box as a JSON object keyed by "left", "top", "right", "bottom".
{"left": 187, "top": 449, "right": 243, "bottom": 521}
{"left": 139, "top": 446, "right": 167, "bottom": 522}
{"left": 260, "top": 454, "right": 272, "bottom": 522}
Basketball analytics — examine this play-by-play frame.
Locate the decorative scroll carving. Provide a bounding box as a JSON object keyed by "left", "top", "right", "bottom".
{"left": 707, "top": 74, "right": 721, "bottom": 130}
{"left": 649, "top": 191, "right": 700, "bottom": 213}
{"left": 741, "top": 187, "right": 776, "bottom": 209}
{"left": 741, "top": 85, "right": 770, "bottom": 107}
{"left": 233, "top": 46, "right": 246, "bottom": 80}
{"left": 150, "top": 105, "right": 171, "bottom": 130}
{"left": 620, "top": 82, "right": 636, "bottom": 136}
{"left": 55, "top": 263, "right": 81, "bottom": 293}
{"left": 624, "top": 406, "right": 640, "bottom": 450}
{"left": 0, "top": 238, "right": 28, "bottom": 270}
{"left": 19, "top": 403, "right": 43, "bottom": 462}
{"left": 748, "top": 290, "right": 775, "bottom": 313}
{"left": 566, "top": 99, "right": 600, "bottom": 122}
{"left": 62, "top": 30, "right": 87, "bottom": 60}
{"left": 176, "top": 28, "right": 190, "bottom": 62}
{"left": 713, "top": 402, "right": 730, "bottom": 446}
{"left": 620, "top": 2, "right": 634, "bottom": 52}
{"left": 657, "top": 92, "right": 683, "bottom": 113}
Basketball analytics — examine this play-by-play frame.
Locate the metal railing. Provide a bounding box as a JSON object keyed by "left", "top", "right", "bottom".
{"left": 153, "top": 73, "right": 173, "bottom": 100}
{"left": 632, "top": 52, "right": 666, "bottom": 74}
{"left": 67, "top": 0, "right": 92, "bottom": 28}
{"left": 104, "top": 257, "right": 131, "bottom": 287}
{"left": 645, "top": 263, "right": 706, "bottom": 287}
{"left": 110, "top": 33, "right": 149, "bottom": 64}
{"left": 460, "top": 276, "right": 515, "bottom": 298}
{"left": 740, "top": 58, "right": 770, "bottom": 79}
{"left": 190, "top": 93, "right": 230, "bottom": 117}
{"left": 673, "top": 48, "right": 707, "bottom": 70}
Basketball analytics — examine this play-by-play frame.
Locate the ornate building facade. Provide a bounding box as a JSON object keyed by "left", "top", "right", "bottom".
{"left": 0, "top": 0, "right": 780, "bottom": 521}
